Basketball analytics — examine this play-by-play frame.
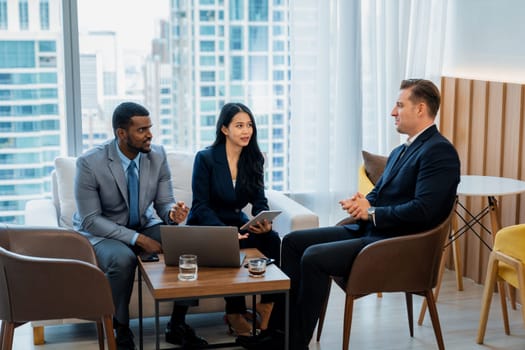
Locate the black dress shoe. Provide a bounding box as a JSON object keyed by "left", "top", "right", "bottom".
{"left": 165, "top": 322, "right": 208, "bottom": 348}
{"left": 116, "top": 326, "right": 136, "bottom": 350}
{"left": 236, "top": 329, "right": 285, "bottom": 350}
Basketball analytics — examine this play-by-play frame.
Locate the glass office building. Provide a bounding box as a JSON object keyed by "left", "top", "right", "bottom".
{"left": 170, "top": 0, "right": 290, "bottom": 190}
{"left": 0, "top": 0, "right": 63, "bottom": 224}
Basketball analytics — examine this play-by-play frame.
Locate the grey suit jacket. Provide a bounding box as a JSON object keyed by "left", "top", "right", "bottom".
{"left": 73, "top": 140, "right": 175, "bottom": 245}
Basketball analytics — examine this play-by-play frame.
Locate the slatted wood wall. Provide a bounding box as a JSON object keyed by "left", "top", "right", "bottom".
{"left": 439, "top": 76, "right": 525, "bottom": 283}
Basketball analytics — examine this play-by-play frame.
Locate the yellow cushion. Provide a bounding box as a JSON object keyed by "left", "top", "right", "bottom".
{"left": 494, "top": 224, "right": 525, "bottom": 288}
{"left": 358, "top": 164, "right": 374, "bottom": 195}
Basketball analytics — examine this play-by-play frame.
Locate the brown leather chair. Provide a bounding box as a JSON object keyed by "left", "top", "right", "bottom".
{"left": 316, "top": 210, "right": 454, "bottom": 350}
{"left": 0, "top": 224, "right": 116, "bottom": 350}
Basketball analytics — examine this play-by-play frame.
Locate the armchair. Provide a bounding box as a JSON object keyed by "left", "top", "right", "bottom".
{"left": 316, "top": 210, "right": 454, "bottom": 350}
{"left": 0, "top": 224, "right": 116, "bottom": 350}
{"left": 477, "top": 224, "right": 525, "bottom": 344}
{"left": 24, "top": 150, "right": 319, "bottom": 344}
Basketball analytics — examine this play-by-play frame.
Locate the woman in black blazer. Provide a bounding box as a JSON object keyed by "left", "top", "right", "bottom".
{"left": 187, "top": 102, "right": 281, "bottom": 336}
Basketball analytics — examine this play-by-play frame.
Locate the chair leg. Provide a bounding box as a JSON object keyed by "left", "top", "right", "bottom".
{"left": 424, "top": 290, "right": 445, "bottom": 350}
{"left": 1, "top": 321, "right": 15, "bottom": 350}
{"left": 452, "top": 206, "right": 464, "bottom": 291}
{"left": 316, "top": 279, "right": 332, "bottom": 342}
{"left": 405, "top": 292, "right": 414, "bottom": 337}
{"left": 418, "top": 245, "right": 448, "bottom": 325}
{"left": 498, "top": 280, "right": 510, "bottom": 335}
{"left": 103, "top": 315, "right": 117, "bottom": 350}
{"left": 96, "top": 320, "right": 105, "bottom": 350}
{"left": 342, "top": 295, "right": 354, "bottom": 350}
{"left": 477, "top": 253, "right": 498, "bottom": 344}
{"left": 1, "top": 320, "right": 5, "bottom": 350}
{"left": 32, "top": 325, "right": 45, "bottom": 345}
{"left": 517, "top": 263, "right": 525, "bottom": 327}
{"left": 509, "top": 284, "right": 517, "bottom": 310}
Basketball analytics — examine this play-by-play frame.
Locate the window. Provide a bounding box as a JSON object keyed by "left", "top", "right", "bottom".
{"left": 230, "top": 26, "right": 243, "bottom": 50}
{"left": 273, "top": 40, "right": 285, "bottom": 52}
{"left": 231, "top": 85, "right": 243, "bottom": 96}
{"left": 38, "top": 40, "right": 55, "bottom": 52}
{"left": 249, "top": 0, "right": 268, "bottom": 21}
{"left": 200, "top": 25, "right": 215, "bottom": 35}
{"left": 19, "top": 0, "right": 28, "bottom": 30}
{"left": 0, "top": 0, "right": 7, "bottom": 29}
{"left": 200, "top": 71, "right": 216, "bottom": 82}
{"left": 272, "top": 113, "right": 283, "bottom": 124}
{"left": 201, "top": 86, "right": 216, "bottom": 96}
{"left": 200, "top": 114, "right": 216, "bottom": 126}
{"left": 273, "top": 70, "right": 284, "bottom": 80}
{"left": 230, "top": 0, "right": 243, "bottom": 20}
{"left": 200, "top": 100, "right": 215, "bottom": 112}
{"left": 0, "top": 41, "right": 35, "bottom": 68}
{"left": 231, "top": 56, "right": 243, "bottom": 80}
{"left": 200, "top": 56, "right": 215, "bottom": 66}
{"left": 200, "top": 10, "right": 215, "bottom": 21}
{"left": 0, "top": 0, "right": 294, "bottom": 225}
{"left": 273, "top": 55, "right": 285, "bottom": 65}
{"left": 273, "top": 25, "right": 283, "bottom": 36}
{"left": 39, "top": 0, "right": 49, "bottom": 30}
{"left": 272, "top": 171, "right": 283, "bottom": 181}
{"left": 200, "top": 41, "right": 215, "bottom": 52}
{"left": 249, "top": 56, "right": 267, "bottom": 80}
{"left": 249, "top": 26, "right": 268, "bottom": 51}
{"left": 272, "top": 128, "right": 283, "bottom": 139}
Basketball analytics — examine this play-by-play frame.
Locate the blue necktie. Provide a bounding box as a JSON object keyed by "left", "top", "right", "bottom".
{"left": 127, "top": 161, "right": 140, "bottom": 228}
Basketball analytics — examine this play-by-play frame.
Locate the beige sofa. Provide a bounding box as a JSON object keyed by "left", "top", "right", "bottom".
{"left": 24, "top": 151, "right": 319, "bottom": 345}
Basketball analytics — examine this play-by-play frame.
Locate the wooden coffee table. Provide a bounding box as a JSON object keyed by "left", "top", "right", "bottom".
{"left": 137, "top": 248, "right": 290, "bottom": 349}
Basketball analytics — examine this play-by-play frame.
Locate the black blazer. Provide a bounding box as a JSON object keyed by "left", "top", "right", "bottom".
{"left": 355, "top": 125, "right": 460, "bottom": 239}
{"left": 187, "top": 143, "right": 269, "bottom": 228}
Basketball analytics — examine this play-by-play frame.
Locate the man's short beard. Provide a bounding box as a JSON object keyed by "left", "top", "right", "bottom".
{"left": 127, "top": 140, "right": 151, "bottom": 154}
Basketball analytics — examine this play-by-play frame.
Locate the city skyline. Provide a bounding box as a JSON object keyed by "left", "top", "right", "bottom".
{"left": 77, "top": 0, "right": 169, "bottom": 53}
{"left": 0, "top": 0, "right": 293, "bottom": 224}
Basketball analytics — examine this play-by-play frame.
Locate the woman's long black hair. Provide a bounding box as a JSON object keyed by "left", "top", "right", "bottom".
{"left": 212, "top": 102, "right": 265, "bottom": 197}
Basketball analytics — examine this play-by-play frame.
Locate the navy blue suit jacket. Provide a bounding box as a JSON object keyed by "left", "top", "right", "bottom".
{"left": 187, "top": 143, "right": 269, "bottom": 228}
{"left": 353, "top": 125, "right": 460, "bottom": 239}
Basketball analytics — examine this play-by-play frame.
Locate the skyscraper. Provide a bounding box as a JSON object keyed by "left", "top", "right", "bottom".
{"left": 170, "top": 0, "right": 290, "bottom": 190}
{"left": 0, "top": 0, "right": 62, "bottom": 223}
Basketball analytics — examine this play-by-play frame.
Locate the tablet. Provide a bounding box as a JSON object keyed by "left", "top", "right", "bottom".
{"left": 240, "top": 210, "right": 282, "bottom": 230}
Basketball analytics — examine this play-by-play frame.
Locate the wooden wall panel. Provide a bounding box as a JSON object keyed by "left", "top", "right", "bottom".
{"left": 501, "top": 84, "right": 523, "bottom": 225}
{"left": 440, "top": 77, "right": 457, "bottom": 140}
{"left": 520, "top": 87, "right": 525, "bottom": 222}
{"left": 440, "top": 77, "right": 525, "bottom": 284}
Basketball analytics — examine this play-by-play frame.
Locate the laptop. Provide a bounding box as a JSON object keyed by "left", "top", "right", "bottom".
{"left": 160, "top": 225, "right": 246, "bottom": 267}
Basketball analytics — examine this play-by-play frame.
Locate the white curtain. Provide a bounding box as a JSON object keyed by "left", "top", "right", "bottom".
{"left": 288, "top": 0, "right": 448, "bottom": 226}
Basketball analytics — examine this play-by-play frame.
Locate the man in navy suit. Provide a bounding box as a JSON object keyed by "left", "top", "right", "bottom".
{"left": 280, "top": 79, "right": 461, "bottom": 349}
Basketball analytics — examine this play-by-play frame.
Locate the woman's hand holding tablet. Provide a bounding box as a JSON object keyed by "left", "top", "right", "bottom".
{"left": 240, "top": 210, "right": 282, "bottom": 230}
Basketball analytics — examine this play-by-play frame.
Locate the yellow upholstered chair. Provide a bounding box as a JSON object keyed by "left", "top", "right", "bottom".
{"left": 358, "top": 164, "right": 375, "bottom": 194}
{"left": 477, "top": 224, "right": 525, "bottom": 343}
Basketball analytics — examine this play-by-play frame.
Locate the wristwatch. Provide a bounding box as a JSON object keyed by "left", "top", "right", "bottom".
{"left": 367, "top": 206, "right": 376, "bottom": 225}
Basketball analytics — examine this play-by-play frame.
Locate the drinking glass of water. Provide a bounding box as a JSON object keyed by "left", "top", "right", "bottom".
{"left": 178, "top": 254, "right": 198, "bottom": 281}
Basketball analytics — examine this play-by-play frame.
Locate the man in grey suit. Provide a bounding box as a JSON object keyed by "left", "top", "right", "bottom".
{"left": 273, "top": 79, "right": 461, "bottom": 350}
{"left": 73, "top": 102, "right": 207, "bottom": 350}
